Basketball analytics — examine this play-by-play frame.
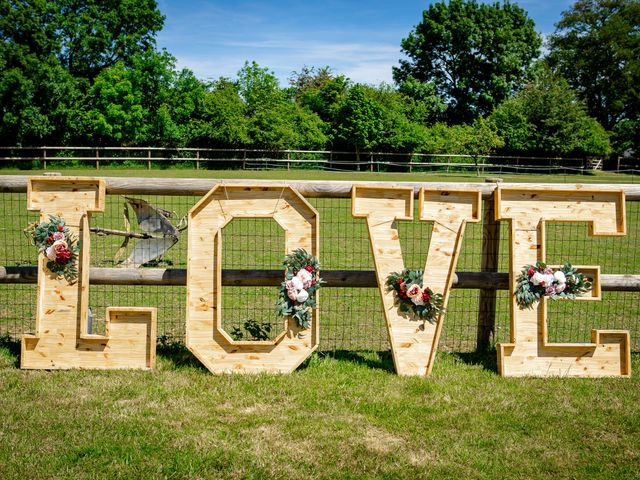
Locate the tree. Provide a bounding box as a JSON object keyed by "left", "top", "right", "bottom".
{"left": 489, "top": 68, "right": 611, "bottom": 156}
{"left": 393, "top": 0, "right": 541, "bottom": 124}
{"left": 0, "top": 0, "right": 165, "bottom": 145}
{"left": 333, "top": 85, "right": 385, "bottom": 159}
{"left": 86, "top": 61, "right": 146, "bottom": 144}
{"left": 547, "top": 0, "right": 640, "bottom": 152}
{"left": 55, "top": 0, "right": 165, "bottom": 80}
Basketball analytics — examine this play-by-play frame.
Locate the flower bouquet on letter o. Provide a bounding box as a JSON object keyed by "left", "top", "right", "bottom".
{"left": 385, "top": 269, "right": 444, "bottom": 323}
{"left": 29, "top": 215, "right": 80, "bottom": 283}
{"left": 276, "top": 249, "right": 322, "bottom": 329}
{"left": 515, "top": 261, "right": 592, "bottom": 309}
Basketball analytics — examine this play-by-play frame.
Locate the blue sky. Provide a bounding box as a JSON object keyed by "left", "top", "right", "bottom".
{"left": 156, "top": 0, "right": 575, "bottom": 86}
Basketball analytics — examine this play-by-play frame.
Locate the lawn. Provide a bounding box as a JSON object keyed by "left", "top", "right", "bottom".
{"left": 0, "top": 168, "right": 639, "bottom": 479}
{"left": 0, "top": 340, "right": 638, "bottom": 479}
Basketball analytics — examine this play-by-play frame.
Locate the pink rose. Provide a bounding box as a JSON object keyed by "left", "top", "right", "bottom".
{"left": 545, "top": 286, "right": 556, "bottom": 296}
{"left": 53, "top": 231, "right": 64, "bottom": 241}
{"left": 411, "top": 295, "right": 424, "bottom": 306}
{"left": 285, "top": 280, "right": 298, "bottom": 301}
{"left": 555, "top": 283, "right": 566, "bottom": 294}
{"left": 296, "top": 269, "right": 313, "bottom": 289}
{"left": 406, "top": 284, "right": 422, "bottom": 299}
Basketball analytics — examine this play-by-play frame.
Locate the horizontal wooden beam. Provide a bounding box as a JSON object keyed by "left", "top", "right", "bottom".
{"left": 0, "top": 266, "right": 638, "bottom": 291}
{"left": 2, "top": 175, "right": 640, "bottom": 199}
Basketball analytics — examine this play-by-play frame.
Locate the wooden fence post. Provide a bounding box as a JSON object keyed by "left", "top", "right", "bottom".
{"left": 196, "top": 150, "right": 200, "bottom": 170}
{"left": 43, "top": 149, "right": 47, "bottom": 170}
{"left": 147, "top": 149, "right": 151, "bottom": 170}
{"left": 476, "top": 178, "right": 502, "bottom": 351}
{"left": 96, "top": 149, "right": 100, "bottom": 170}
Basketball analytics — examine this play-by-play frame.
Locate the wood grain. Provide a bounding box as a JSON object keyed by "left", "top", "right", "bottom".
{"left": 495, "top": 185, "right": 631, "bottom": 377}
{"left": 21, "top": 176, "right": 156, "bottom": 370}
{"left": 353, "top": 185, "right": 480, "bottom": 376}
{"left": 186, "top": 184, "right": 319, "bottom": 374}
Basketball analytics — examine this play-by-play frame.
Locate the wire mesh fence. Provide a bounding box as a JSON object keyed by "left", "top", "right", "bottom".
{"left": 0, "top": 181, "right": 638, "bottom": 353}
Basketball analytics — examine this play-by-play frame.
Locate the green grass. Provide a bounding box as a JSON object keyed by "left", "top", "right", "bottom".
{"left": 1, "top": 169, "right": 639, "bottom": 478}
{"left": 1, "top": 342, "right": 638, "bottom": 479}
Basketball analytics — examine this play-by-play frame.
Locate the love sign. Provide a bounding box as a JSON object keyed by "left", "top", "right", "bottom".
{"left": 20, "top": 177, "right": 631, "bottom": 377}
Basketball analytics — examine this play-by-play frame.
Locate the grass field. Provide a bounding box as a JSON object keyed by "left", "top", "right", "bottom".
{"left": 1, "top": 341, "right": 638, "bottom": 479}
{"left": 0, "top": 168, "right": 639, "bottom": 479}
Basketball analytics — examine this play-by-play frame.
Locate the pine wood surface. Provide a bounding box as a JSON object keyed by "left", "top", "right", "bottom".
{"left": 186, "top": 184, "right": 319, "bottom": 373}
{"left": 21, "top": 177, "right": 156, "bottom": 370}
{"left": 495, "top": 186, "right": 631, "bottom": 377}
{"left": 352, "top": 186, "right": 480, "bottom": 376}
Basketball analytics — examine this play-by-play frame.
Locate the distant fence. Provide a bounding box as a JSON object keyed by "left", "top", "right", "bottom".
{"left": 0, "top": 146, "right": 631, "bottom": 175}
{"left": 0, "top": 176, "right": 639, "bottom": 353}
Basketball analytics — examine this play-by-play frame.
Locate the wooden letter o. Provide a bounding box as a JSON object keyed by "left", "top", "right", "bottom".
{"left": 186, "top": 184, "right": 319, "bottom": 373}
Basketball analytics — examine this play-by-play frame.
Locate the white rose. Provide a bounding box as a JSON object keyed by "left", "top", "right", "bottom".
{"left": 530, "top": 272, "right": 545, "bottom": 286}
{"left": 296, "top": 289, "right": 309, "bottom": 303}
{"left": 45, "top": 246, "right": 57, "bottom": 260}
{"left": 544, "top": 274, "right": 555, "bottom": 286}
{"left": 553, "top": 271, "right": 566, "bottom": 284}
{"left": 291, "top": 277, "right": 304, "bottom": 291}
{"left": 555, "top": 283, "right": 566, "bottom": 294}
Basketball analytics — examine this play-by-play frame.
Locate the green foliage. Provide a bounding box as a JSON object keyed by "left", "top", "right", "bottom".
{"left": 385, "top": 269, "right": 444, "bottom": 323}
{"left": 514, "top": 261, "right": 593, "bottom": 310}
{"left": 29, "top": 215, "right": 80, "bottom": 283}
{"left": 276, "top": 249, "right": 322, "bottom": 329}
{"left": 490, "top": 68, "right": 611, "bottom": 156}
{"left": 420, "top": 119, "right": 503, "bottom": 157}
{"left": 394, "top": 0, "right": 541, "bottom": 123}
{"left": 55, "top": 0, "right": 165, "bottom": 79}
{"left": 547, "top": 0, "right": 640, "bottom": 154}
{"left": 0, "top": 0, "right": 165, "bottom": 146}
{"left": 334, "top": 85, "right": 385, "bottom": 154}
{"left": 229, "top": 319, "right": 272, "bottom": 341}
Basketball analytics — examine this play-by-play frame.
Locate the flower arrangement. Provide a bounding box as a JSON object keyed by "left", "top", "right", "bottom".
{"left": 30, "top": 215, "right": 80, "bottom": 283}
{"left": 515, "top": 261, "right": 592, "bottom": 309}
{"left": 276, "top": 248, "right": 321, "bottom": 329}
{"left": 385, "top": 269, "right": 444, "bottom": 324}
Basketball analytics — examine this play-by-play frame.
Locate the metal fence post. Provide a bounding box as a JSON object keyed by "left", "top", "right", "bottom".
{"left": 476, "top": 178, "right": 502, "bottom": 351}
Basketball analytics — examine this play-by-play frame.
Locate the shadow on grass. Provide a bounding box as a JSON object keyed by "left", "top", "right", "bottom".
{"left": 451, "top": 349, "right": 499, "bottom": 373}
{"left": 0, "top": 333, "right": 21, "bottom": 368}
{"left": 157, "top": 336, "right": 208, "bottom": 371}
{"left": 314, "top": 349, "right": 396, "bottom": 373}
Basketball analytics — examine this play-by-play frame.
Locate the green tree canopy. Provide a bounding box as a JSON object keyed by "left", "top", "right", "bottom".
{"left": 547, "top": 0, "right": 640, "bottom": 152}
{"left": 489, "top": 67, "right": 611, "bottom": 156}
{"left": 393, "top": 0, "right": 541, "bottom": 124}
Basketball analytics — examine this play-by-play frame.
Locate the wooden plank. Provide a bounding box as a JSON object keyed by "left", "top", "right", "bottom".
{"left": 352, "top": 185, "right": 481, "bottom": 376}
{"left": 21, "top": 176, "right": 156, "bottom": 370}
{"left": 186, "top": 184, "right": 319, "bottom": 374}
{"left": 495, "top": 186, "right": 631, "bottom": 377}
